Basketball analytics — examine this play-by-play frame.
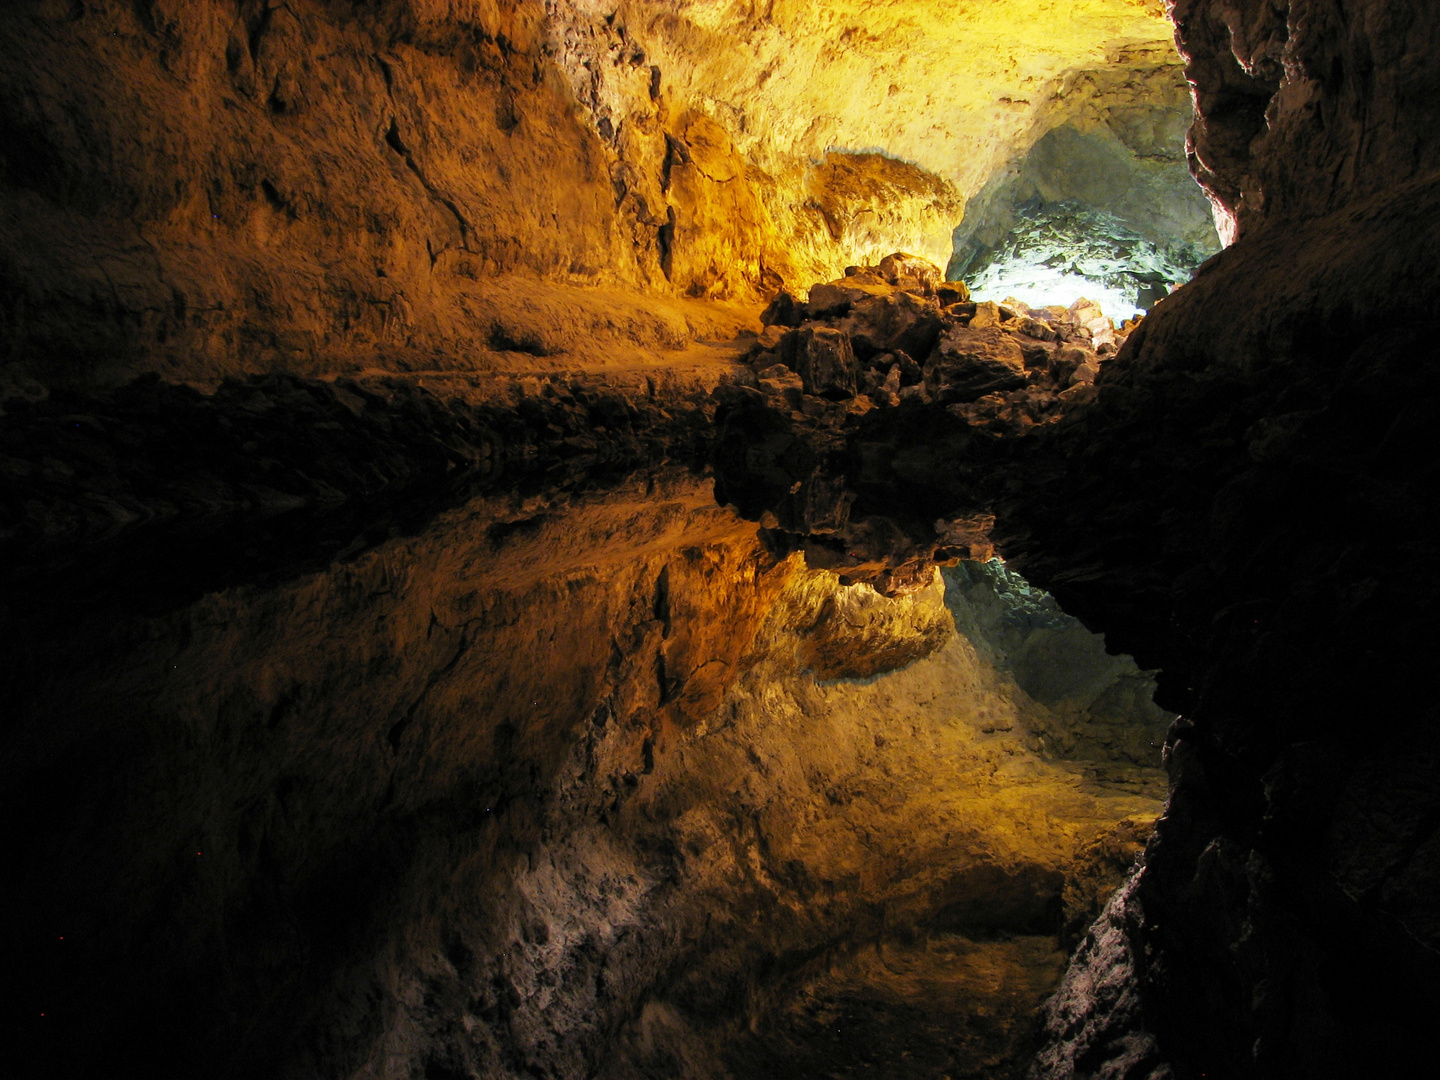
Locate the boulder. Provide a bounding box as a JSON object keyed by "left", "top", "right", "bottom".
{"left": 756, "top": 363, "right": 805, "bottom": 405}
{"left": 784, "top": 327, "right": 859, "bottom": 399}
{"left": 761, "top": 290, "right": 806, "bottom": 327}
{"left": 1068, "top": 297, "right": 1106, "bottom": 325}
{"left": 807, "top": 274, "right": 895, "bottom": 316}
{"left": 838, "top": 291, "right": 944, "bottom": 361}
{"left": 925, "top": 326, "right": 1027, "bottom": 403}
{"left": 892, "top": 348, "right": 923, "bottom": 386}
{"left": 1015, "top": 316, "right": 1059, "bottom": 342}
{"left": 876, "top": 251, "right": 943, "bottom": 292}
{"left": 937, "top": 282, "right": 972, "bottom": 305}
{"left": 1053, "top": 344, "right": 1100, "bottom": 386}
{"left": 969, "top": 300, "right": 1004, "bottom": 329}
{"left": 757, "top": 324, "right": 788, "bottom": 350}
{"left": 1020, "top": 340, "right": 1054, "bottom": 370}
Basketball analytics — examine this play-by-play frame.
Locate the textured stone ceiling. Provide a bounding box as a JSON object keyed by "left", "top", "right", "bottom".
{"left": 631, "top": 0, "right": 1177, "bottom": 192}
{"left": 556, "top": 0, "right": 1190, "bottom": 278}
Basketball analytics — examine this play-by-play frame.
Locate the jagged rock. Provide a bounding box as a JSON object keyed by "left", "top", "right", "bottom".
{"left": 969, "top": 300, "right": 1004, "bottom": 329}
{"left": 1019, "top": 340, "right": 1056, "bottom": 370}
{"left": 1014, "top": 316, "right": 1059, "bottom": 342}
{"left": 838, "top": 290, "right": 945, "bottom": 362}
{"left": 893, "top": 348, "right": 924, "bottom": 386}
{"left": 783, "top": 327, "right": 859, "bottom": 399}
{"left": 756, "top": 363, "right": 804, "bottom": 405}
{"left": 875, "top": 251, "right": 942, "bottom": 291}
{"left": 1052, "top": 344, "right": 1100, "bottom": 386}
{"left": 807, "top": 273, "right": 897, "bottom": 315}
{"left": 761, "top": 290, "right": 806, "bottom": 327}
{"left": 926, "top": 326, "right": 1029, "bottom": 403}
{"left": 873, "top": 363, "right": 903, "bottom": 406}
{"left": 937, "top": 282, "right": 972, "bottom": 305}
{"left": 757, "top": 324, "right": 788, "bottom": 350}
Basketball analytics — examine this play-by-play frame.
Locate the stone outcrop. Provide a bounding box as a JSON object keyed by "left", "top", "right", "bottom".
{"left": 1175, "top": 0, "right": 1440, "bottom": 243}
{"left": 1013, "top": 174, "right": 1440, "bottom": 1079}
{"left": 713, "top": 252, "right": 1135, "bottom": 596}
{"left": 1004, "top": 6, "right": 1440, "bottom": 1075}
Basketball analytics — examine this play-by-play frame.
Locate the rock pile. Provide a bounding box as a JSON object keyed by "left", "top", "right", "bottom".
{"left": 741, "top": 252, "right": 1134, "bottom": 436}
{"left": 713, "top": 253, "right": 1135, "bottom": 595}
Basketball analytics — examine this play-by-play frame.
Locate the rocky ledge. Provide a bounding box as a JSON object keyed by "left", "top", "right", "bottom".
{"left": 712, "top": 251, "right": 1137, "bottom": 596}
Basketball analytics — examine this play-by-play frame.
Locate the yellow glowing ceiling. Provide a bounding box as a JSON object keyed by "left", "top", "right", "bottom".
{"left": 633, "top": 0, "right": 1178, "bottom": 193}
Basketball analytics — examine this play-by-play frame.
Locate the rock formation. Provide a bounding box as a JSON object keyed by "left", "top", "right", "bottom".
{"left": 3, "top": 467, "right": 1168, "bottom": 1079}
{"left": 6, "top": 0, "right": 1440, "bottom": 1078}
{"left": 949, "top": 47, "right": 1221, "bottom": 308}
{"left": 1011, "top": 5, "right": 1440, "bottom": 1076}
{"left": 0, "top": 0, "right": 1189, "bottom": 385}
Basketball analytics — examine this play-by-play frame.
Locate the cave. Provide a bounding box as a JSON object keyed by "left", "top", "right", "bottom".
{"left": 3, "top": 3, "right": 1439, "bottom": 1079}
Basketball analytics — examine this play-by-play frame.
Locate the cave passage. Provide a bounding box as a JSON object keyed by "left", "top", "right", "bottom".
{"left": 946, "top": 60, "right": 1222, "bottom": 319}
{"left": 8, "top": 0, "right": 1440, "bottom": 1077}
{"left": 958, "top": 200, "right": 1215, "bottom": 320}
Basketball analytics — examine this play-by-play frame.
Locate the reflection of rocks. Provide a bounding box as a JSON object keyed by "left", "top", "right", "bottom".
{"left": 0, "top": 369, "right": 721, "bottom": 619}
{"left": 943, "top": 560, "right": 1172, "bottom": 777}
{"left": 4, "top": 469, "right": 1162, "bottom": 1080}
{"left": 713, "top": 253, "right": 1134, "bottom": 595}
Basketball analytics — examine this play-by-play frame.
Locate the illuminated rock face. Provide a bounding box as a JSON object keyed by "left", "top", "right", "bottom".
{"left": 0, "top": 0, "right": 1186, "bottom": 384}
{"left": 949, "top": 52, "right": 1220, "bottom": 312}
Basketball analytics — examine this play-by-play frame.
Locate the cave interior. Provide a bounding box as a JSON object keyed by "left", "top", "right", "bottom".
{"left": 3, "top": 2, "right": 1439, "bottom": 1079}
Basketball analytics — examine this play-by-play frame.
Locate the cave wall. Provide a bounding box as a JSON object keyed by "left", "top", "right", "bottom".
{"left": 1004, "top": 2, "right": 1440, "bottom": 1076}
{"left": 0, "top": 0, "right": 1187, "bottom": 387}
{"left": 0, "top": 0, "right": 765, "bottom": 385}
{"left": 1174, "top": 0, "right": 1440, "bottom": 243}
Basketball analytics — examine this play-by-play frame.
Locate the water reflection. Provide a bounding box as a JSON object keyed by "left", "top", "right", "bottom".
{"left": 5, "top": 464, "right": 1164, "bottom": 1080}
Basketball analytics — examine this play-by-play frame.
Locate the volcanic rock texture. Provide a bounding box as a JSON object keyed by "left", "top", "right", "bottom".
{"left": 0, "top": 0, "right": 1189, "bottom": 388}
{"left": 1009, "top": 1, "right": 1440, "bottom": 1076}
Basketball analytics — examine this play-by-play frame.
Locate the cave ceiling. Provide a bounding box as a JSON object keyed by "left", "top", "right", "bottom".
{"left": 612, "top": 0, "right": 1178, "bottom": 185}
{"left": 564, "top": 0, "right": 1195, "bottom": 274}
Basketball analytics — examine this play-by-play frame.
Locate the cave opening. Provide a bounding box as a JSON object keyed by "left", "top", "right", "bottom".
{"left": 945, "top": 48, "right": 1222, "bottom": 319}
